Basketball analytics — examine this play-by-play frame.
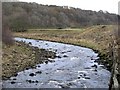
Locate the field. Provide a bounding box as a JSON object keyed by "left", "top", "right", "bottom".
{"left": 14, "top": 25, "right": 117, "bottom": 70}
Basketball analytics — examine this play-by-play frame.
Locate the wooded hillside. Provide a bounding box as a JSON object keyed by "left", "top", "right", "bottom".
{"left": 2, "top": 2, "right": 119, "bottom": 31}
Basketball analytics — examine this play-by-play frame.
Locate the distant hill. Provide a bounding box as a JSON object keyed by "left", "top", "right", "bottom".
{"left": 2, "top": 2, "right": 119, "bottom": 31}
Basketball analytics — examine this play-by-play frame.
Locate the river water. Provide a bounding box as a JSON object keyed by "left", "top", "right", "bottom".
{"left": 2, "top": 37, "right": 111, "bottom": 88}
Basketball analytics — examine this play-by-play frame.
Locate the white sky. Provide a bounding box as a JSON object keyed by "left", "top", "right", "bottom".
{"left": 20, "top": 0, "right": 119, "bottom": 14}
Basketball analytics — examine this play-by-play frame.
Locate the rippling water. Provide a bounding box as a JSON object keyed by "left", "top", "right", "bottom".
{"left": 2, "top": 37, "right": 111, "bottom": 88}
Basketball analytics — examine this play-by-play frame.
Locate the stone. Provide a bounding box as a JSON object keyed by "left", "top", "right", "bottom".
{"left": 36, "top": 71, "right": 42, "bottom": 74}
{"left": 63, "top": 55, "right": 68, "bottom": 57}
{"left": 84, "top": 76, "right": 90, "bottom": 79}
{"left": 29, "top": 73, "right": 35, "bottom": 77}
{"left": 11, "top": 81, "right": 16, "bottom": 84}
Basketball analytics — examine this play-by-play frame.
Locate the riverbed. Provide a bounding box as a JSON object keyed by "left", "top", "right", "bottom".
{"left": 2, "top": 37, "right": 111, "bottom": 88}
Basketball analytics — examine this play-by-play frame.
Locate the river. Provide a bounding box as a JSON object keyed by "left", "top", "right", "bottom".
{"left": 2, "top": 37, "right": 111, "bottom": 88}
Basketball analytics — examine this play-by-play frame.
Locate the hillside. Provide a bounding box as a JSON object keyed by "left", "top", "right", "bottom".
{"left": 2, "top": 2, "right": 118, "bottom": 31}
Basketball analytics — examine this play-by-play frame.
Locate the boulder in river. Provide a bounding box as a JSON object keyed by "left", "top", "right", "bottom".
{"left": 29, "top": 73, "right": 36, "bottom": 77}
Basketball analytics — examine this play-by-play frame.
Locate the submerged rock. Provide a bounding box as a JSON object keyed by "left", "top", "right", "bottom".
{"left": 63, "top": 55, "right": 68, "bottom": 57}
{"left": 91, "top": 64, "right": 98, "bottom": 68}
{"left": 29, "top": 73, "right": 35, "bottom": 77}
{"left": 11, "top": 81, "right": 16, "bottom": 84}
{"left": 59, "top": 84, "right": 70, "bottom": 88}
{"left": 36, "top": 71, "right": 42, "bottom": 74}
{"left": 84, "top": 76, "right": 90, "bottom": 79}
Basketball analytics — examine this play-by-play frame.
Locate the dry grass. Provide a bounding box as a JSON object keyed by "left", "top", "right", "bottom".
{"left": 14, "top": 25, "right": 118, "bottom": 70}
{"left": 2, "top": 42, "right": 55, "bottom": 80}
{"left": 14, "top": 25, "right": 117, "bottom": 54}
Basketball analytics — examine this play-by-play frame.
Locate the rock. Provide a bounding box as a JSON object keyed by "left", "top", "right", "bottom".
{"left": 29, "top": 73, "right": 35, "bottom": 77}
{"left": 84, "top": 67, "right": 91, "bottom": 69}
{"left": 45, "top": 43, "right": 48, "bottom": 45}
{"left": 12, "top": 49, "right": 17, "bottom": 53}
{"left": 78, "top": 77, "right": 81, "bottom": 79}
{"left": 101, "top": 26, "right": 106, "bottom": 28}
{"left": 94, "top": 69, "right": 97, "bottom": 72}
{"left": 14, "top": 73, "right": 18, "bottom": 77}
{"left": 36, "top": 71, "right": 42, "bottom": 74}
{"left": 91, "top": 64, "right": 98, "bottom": 68}
{"left": 28, "top": 42, "right": 32, "bottom": 45}
{"left": 11, "top": 81, "right": 16, "bottom": 84}
{"left": 67, "top": 83, "right": 72, "bottom": 86}
{"left": 83, "top": 73, "right": 87, "bottom": 76}
{"left": 26, "top": 80, "right": 32, "bottom": 83}
{"left": 26, "top": 80, "right": 38, "bottom": 83}
{"left": 48, "top": 60, "right": 55, "bottom": 63}
{"left": 84, "top": 76, "right": 90, "bottom": 79}
{"left": 95, "top": 73, "right": 97, "bottom": 75}
{"left": 56, "top": 56, "right": 62, "bottom": 58}
{"left": 45, "top": 61, "right": 48, "bottom": 64}
{"left": 63, "top": 55, "right": 68, "bottom": 57}
{"left": 26, "top": 67, "right": 30, "bottom": 70}
{"left": 35, "top": 80, "right": 39, "bottom": 83}
{"left": 61, "top": 52, "right": 66, "bottom": 54}
{"left": 13, "top": 78, "right": 17, "bottom": 80}
{"left": 59, "top": 84, "right": 70, "bottom": 88}
{"left": 37, "top": 65, "right": 41, "bottom": 68}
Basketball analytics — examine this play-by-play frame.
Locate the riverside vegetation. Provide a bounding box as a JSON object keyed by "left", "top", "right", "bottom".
{"left": 14, "top": 25, "right": 117, "bottom": 71}
{"left": 2, "top": 2, "right": 120, "bottom": 88}
{"left": 2, "top": 41, "right": 56, "bottom": 80}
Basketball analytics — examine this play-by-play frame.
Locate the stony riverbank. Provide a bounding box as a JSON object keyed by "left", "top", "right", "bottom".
{"left": 2, "top": 41, "right": 56, "bottom": 80}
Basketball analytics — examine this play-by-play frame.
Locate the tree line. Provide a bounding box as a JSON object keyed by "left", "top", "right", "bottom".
{"left": 2, "top": 2, "right": 119, "bottom": 32}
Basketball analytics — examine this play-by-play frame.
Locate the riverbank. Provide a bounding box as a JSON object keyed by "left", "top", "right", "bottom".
{"left": 2, "top": 41, "right": 56, "bottom": 80}
{"left": 3, "top": 38, "right": 111, "bottom": 88}
{"left": 14, "top": 25, "right": 117, "bottom": 71}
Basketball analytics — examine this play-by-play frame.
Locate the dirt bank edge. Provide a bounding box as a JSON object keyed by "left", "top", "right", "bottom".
{"left": 2, "top": 41, "right": 56, "bottom": 80}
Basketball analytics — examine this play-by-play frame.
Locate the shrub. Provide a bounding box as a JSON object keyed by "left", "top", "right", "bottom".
{"left": 2, "top": 26, "right": 14, "bottom": 45}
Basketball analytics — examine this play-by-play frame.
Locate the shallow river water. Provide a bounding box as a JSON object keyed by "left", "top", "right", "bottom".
{"left": 2, "top": 37, "right": 111, "bottom": 88}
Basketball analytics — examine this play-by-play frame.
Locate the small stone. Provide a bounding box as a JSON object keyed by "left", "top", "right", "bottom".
{"left": 28, "top": 42, "right": 32, "bottom": 45}
{"left": 91, "top": 64, "right": 97, "bottom": 68}
{"left": 94, "top": 69, "right": 97, "bottom": 72}
{"left": 78, "top": 77, "right": 81, "bottom": 79}
{"left": 26, "top": 80, "right": 32, "bottom": 83}
{"left": 13, "top": 78, "right": 17, "bottom": 80}
{"left": 56, "top": 56, "right": 61, "bottom": 58}
{"left": 60, "top": 84, "right": 70, "bottom": 88}
{"left": 45, "top": 61, "right": 48, "bottom": 64}
{"left": 63, "top": 55, "right": 68, "bottom": 57}
{"left": 84, "top": 67, "right": 91, "bottom": 69}
{"left": 14, "top": 73, "right": 18, "bottom": 77}
{"left": 83, "top": 74, "right": 87, "bottom": 76}
{"left": 35, "top": 80, "right": 39, "bottom": 83}
{"left": 37, "top": 65, "right": 41, "bottom": 67}
{"left": 26, "top": 67, "right": 29, "bottom": 70}
{"left": 67, "top": 83, "right": 72, "bottom": 86}
{"left": 29, "top": 73, "right": 35, "bottom": 77}
{"left": 11, "top": 81, "right": 16, "bottom": 84}
{"left": 36, "top": 71, "right": 42, "bottom": 74}
{"left": 12, "top": 49, "right": 17, "bottom": 53}
{"left": 84, "top": 76, "right": 90, "bottom": 79}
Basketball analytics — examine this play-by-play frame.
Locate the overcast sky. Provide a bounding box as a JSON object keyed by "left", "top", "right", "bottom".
{"left": 20, "top": 0, "right": 119, "bottom": 14}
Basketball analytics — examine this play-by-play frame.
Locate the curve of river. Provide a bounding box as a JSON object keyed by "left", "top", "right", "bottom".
{"left": 3, "top": 37, "right": 111, "bottom": 88}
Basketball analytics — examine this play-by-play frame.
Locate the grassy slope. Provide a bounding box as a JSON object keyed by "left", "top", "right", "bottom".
{"left": 14, "top": 25, "right": 117, "bottom": 70}
{"left": 2, "top": 42, "right": 55, "bottom": 80}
